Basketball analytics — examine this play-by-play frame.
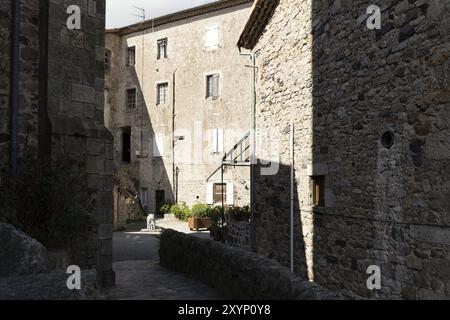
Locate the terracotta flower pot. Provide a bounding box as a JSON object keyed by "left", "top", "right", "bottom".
{"left": 188, "top": 217, "right": 212, "bottom": 231}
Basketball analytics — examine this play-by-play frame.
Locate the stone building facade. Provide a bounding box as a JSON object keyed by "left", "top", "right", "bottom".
{"left": 0, "top": 0, "right": 114, "bottom": 286}
{"left": 238, "top": 0, "right": 450, "bottom": 299}
{"left": 0, "top": 0, "right": 40, "bottom": 174}
{"left": 105, "top": 0, "right": 254, "bottom": 218}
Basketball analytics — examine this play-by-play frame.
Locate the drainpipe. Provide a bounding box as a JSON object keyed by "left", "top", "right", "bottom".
{"left": 172, "top": 69, "right": 177, "bottom": 203}
{"left": 290, "top": 121, "right": 295, "bottom": 272}
{"left": 10, "top": 0, "right": 20, "bottom": 177}
{"left": 240, "top": 50, "right": 257, "bottom": 252}
{"left": 140, "top": 25, "right": 145, "bottom": 158}
{"left": 175, "top": 166, "right": 179, "bottom": 203}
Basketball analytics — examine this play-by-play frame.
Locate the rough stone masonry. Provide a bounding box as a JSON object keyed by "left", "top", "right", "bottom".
{"left": 0, "top": 0, "right": 114, "bottom": 287}
{"left": 239, "top": 0, "right": 450, "bottom": 299}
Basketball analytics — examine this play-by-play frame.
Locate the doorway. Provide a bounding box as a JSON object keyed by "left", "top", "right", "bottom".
{"left": 155, "top": 190, "right": 165, "bottom": 216}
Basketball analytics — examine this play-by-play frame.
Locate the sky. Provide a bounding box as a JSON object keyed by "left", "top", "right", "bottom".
{"left": 106, "top": 0, "right": 219, "bottom": 29}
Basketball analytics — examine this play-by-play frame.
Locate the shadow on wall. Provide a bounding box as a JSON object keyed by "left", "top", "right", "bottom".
{"left": 251, "top": 0, "right": 450, "bottom": 300}
{"left": 108, "top": 57, "right": 174, "bottom": 224}
{"left": 253, "top": 161, "right": 308, "bottom": 280}
{"left": 310, "top": 0, "right": 450, "bottom": 299}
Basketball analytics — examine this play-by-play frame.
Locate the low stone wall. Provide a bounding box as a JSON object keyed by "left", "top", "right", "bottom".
{"left": 0, "top": 270, "right": 100, "bottom": 300}
{"left": 225, "top": 221, "right": 251, "bottom": 251}
{"left": 160, "top": 229, "right": 342, "bottom": 300}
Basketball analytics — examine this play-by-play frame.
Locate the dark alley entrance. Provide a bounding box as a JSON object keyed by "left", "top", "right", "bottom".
{"left": 105, "top": 222, "right": 221, "bottom": 300}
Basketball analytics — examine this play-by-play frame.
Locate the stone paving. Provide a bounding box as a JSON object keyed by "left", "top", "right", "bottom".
{"left": 104, "top": 219, "right": 221, "bottom": 300}
{"left": 154, "top": 218, "right": 212, "bottom": 240}
{"left": 104, "top": 260, "right": 221, "bottom": 300}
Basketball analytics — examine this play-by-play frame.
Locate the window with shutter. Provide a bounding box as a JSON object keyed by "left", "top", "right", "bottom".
{"left": 213, "top": 183, "right": 227, "bottom": 204}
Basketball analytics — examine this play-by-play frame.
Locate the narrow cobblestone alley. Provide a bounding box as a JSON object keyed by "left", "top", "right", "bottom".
{"left": 104, "top": 223, "right": 221, "bottom": 300}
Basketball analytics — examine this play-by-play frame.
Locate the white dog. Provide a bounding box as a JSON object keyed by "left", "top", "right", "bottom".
{"left": 146, "top": 213, "right": 156, "bottom": 231}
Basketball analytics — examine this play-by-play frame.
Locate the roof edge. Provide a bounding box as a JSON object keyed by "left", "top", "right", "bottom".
{"left": 237, "top": 0, "right": 279, "bottom": 50}
{"left": 115, "top": 0, "right": 254, "bottom": 36}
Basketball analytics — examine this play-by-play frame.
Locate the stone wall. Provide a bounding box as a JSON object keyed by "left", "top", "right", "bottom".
{"left": 113, "top": 186, "right": 144, "bottom": 229}
{"left": 0, "top": 0, "right": 114, "bottom": 287}
{"left": 44, "top": 0, "right": 114, "bottom": 286}
{"left": 0, "top": 0, "right": 40, "bottom": 176}
{"left": 0, "top": 269, "right": 99, "bottom": 300}
{"left": 251, "top": 0, "right": 450, "bottom": 299}
{"left": 225, "top": 221, "right": 251, "bottom": 250}
{"left": 160, "top": 229, "right": 342, "bottom": 300}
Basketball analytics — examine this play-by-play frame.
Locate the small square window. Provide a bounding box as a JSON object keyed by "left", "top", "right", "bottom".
{"left": 213, "top": 183, "right": 227, "bottom": 204}
{"left": 311, "top": 176, "right": 325, "bottom": 207}
{"left": 127, "top": 47, "right": 136, "bottom": 66}
{"left": 126, "top": 88, "right": 137, "bottom": 109}
{"left": 157, "top": 83, "right": 169, "bottom": 105}
{"left": 206, "top": 74, "right": 219, "bottom": 99}
{"left": 157, "top": 38, "right": 167, "bottom": 60}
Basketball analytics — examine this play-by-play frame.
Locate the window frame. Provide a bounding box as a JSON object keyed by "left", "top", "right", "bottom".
{"left": 213, "top": 183, "right": 227, "bottom": 204}
{"left": 127, "top": 46, "right": 136, "bottom": 67}
{"left": 156, "top": 82, "right": 169, "bottom": 106}
{"left": 311, "top": 176, "right": 325, "bottom": 207}
{"left": 157, "top": 38, "right": 168, "bottom": 60}
{"left": 206, "top": 73, "right": 220, "bottom": 99}
{"left": 126, "top": 88, "right": 137, "bottom": 110}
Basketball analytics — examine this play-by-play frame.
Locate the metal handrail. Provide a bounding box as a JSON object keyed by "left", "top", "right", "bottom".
{"left": 222, "top": 130, "right": 251, "bottom": 164}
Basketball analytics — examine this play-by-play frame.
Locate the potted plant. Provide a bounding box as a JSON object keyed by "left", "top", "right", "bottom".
{"left": 208, "top": 206, "right": 226, "bottom": 241}
{"left": 159, "top": 203, "right": 172, "bottom": 217}
{"left": 170, "top": 202, "right": 190, "bottom": 221}
{"left": 188, "top": 204, "right": 212, "bottom": 231}
{"left": 227, "top": 205, "right": 250, "bottom": 222}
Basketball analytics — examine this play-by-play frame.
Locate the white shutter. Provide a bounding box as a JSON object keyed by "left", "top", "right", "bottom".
{"left": 226, "top": 182, "right": 234, "bottom": 205}
{"left": 206, "top": 182, "right": 214, "bottom": 204}
{"left": 218, "top": 129, "right": 224, "bottom": 153}
{"left": 212, "top": 129, "right": 223, "bottom": 154}
{"left": 212, "top": 129, "right": 218, "bottom": 153}
{"left": 212, "top": 74, "right": 219, "bottom": 97}
{"left": 153, "top": 135, "right": 164, "bottom": 157}
{"left": 205, "top": 26, "right": 219, "bottom": 49}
